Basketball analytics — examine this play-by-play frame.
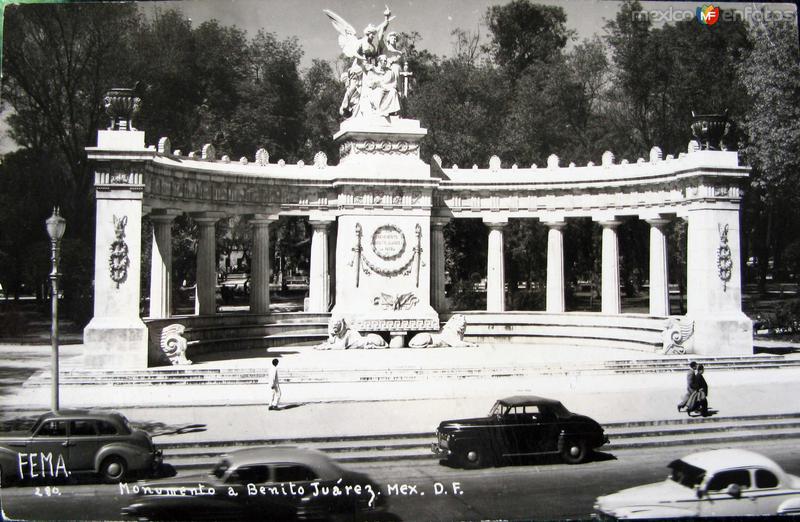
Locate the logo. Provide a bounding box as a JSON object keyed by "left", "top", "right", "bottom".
{"left": 696, "top": 4, "right": 720, "bottom": 25}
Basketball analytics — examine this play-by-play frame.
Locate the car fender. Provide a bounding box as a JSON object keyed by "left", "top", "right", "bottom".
{"left": 94, "top": 443, "right": 150, "bottom": 471}
{"left": 608, "top": 504, "right": 697, "bottom": 519}
{"left": 778, "top": 497, "right": 800, "bottom": 516}
{"left": 0, "top": 446, "right": 20, "bottom": 484}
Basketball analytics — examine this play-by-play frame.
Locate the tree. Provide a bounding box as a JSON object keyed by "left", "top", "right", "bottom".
{"left": 738, "top": 19, "right": 800, "bottom": 287}
{"left": 302, "top": 59, "right": 342, "bottom": 162}
{"left": 484, "top": 0, "right": 572, "bottom": 77}
{"left": 2, "top": 3, "right": 140, "bottom": 237}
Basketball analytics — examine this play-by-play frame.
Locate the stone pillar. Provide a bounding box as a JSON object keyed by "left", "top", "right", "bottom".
{"left": 646, "top": 218, "right": 670, "bottom": 317}
{"left": 686, "top": 208, "right": 752, "bottom": 354}
{"left": 544, "top": 220, "right": 566, "bottom": 313}
{"left": 148, "top": 210, "right": 178, "bottom": 319}
{"left": 485, "top": 220, "right": 508, "bottom": 312}
{"left": 193, "top": 213, "right": 222, "bottom": 315}
{"left": 599, "top": 220, "right": 622, "bottom": 314}
{"left": 431, "top": 217, "right": 450, "bottom": 312}
{"left": 250, "top": 216, "right": 274, "bottom": 314}
{"left": 309, "top": 219, "right": 333, "bottom": 313}
{"left": 84, "top": 129, "right": 151, "bottom": 369}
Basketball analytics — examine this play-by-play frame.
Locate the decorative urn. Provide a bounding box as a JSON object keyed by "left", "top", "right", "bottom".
{"left": 104, "top": 86, "right": 141, "bottom": 131}
{"left": 690, "top": 111, "right": 730, "bottom": 151}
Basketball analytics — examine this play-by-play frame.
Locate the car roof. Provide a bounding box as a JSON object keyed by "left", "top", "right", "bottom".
{"left": 223, "top": 447, "right": 343, "bottom": 477}
{"left": 37, "top": 409, "right": 124, "bottom": 420}
{"left": 498, "top": 396, "right": 562, "bottom": 407}
{"left": 681, "top": 449, "right": 785, "bottom": 474}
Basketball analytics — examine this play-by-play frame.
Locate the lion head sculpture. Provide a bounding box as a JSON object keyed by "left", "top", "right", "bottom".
{"left": 442, "top": 314, "right": 468, "bottom": 338}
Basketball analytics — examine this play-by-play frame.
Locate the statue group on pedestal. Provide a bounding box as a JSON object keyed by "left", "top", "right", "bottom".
{"left": 324, "top": 6, "right": 409, "bottom": 120}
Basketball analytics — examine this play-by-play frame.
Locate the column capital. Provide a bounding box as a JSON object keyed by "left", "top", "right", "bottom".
{"left": 247, "top": 213, "right": 276, "bottom": 226}
{"left": 191, "top": 211, "right": 226, "bottom": 224}
{"left": 309, "top": 219, "right": 334, "bottom": 231}
{"left": 484, "top": 220, "right": 509, "bottom": 230}
{"left": 597, "top": 219, "right": 622, "bottom": 229}
{"left": 645, "top": 217, "right": 671, "bottom": 228}
{"left": 542, "top": 219, "right": 567, "bottom": 230}
{"left": 431, "top": 217, "right": 451, "bottom": 228}
{"left": 148, "top": 208, "right": 181, "bottom": 223}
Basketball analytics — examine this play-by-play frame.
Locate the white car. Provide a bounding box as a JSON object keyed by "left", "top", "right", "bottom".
{"left": 594, "top": 449, "right": 800, "bottom": 519}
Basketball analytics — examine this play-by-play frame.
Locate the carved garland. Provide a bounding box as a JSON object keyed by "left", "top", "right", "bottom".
{"left": 717, "top": 224, "right": 732, "bottom": 291}
{"left": 350, "top": 223, "right": 423, "bottom": 281}
{"left": 109, "top": 215, "right": 130, "bottom": 288}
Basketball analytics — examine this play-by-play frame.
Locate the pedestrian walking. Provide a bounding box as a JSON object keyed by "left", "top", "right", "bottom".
{"left": 677, "top": 361, "right": 698, "bottom": 412}
{"left": 267, "top": 358, "right": 281, "bottom": 410}
{"left": 696, "top": 364, "right": 709, "bottom": 416}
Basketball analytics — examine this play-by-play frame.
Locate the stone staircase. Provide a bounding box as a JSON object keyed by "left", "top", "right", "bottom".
{"left": 23, "top": 354, "right": 800, "bottom": 387}
{"left": 151, "top": 413, "right": 800, "bottom": 470}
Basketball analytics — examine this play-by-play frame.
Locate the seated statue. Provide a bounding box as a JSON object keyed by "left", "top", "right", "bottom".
{"left": 160, "top": 324, "right": 192, "bottom": 365}
{"left": 316, "top": 317, "right": 388, "bottom": 350}
{"left": 408, "top": 314, "right": 477, "bottom": 348}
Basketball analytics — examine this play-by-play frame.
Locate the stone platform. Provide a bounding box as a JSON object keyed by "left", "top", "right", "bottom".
{"left": 14, "top": 344, "right": 798, "bottom": 409}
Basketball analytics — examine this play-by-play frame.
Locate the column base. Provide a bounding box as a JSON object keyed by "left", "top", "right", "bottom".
{"left": 83, "top": 317, "right": 149, "bottom": 369}
{"left": 688, "top": 313, "right": 753, "bottom": 355}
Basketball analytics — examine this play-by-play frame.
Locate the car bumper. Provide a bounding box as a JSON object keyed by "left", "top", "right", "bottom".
{"left": 431, "top": 443, "right": 450, "bottom": 457}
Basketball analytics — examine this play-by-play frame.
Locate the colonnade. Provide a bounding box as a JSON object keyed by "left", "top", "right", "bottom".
{"left": 146, "top": 212, "right": 677, "bottom": 319}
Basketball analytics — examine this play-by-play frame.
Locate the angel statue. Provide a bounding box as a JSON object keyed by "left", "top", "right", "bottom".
{"left": 324, "top": 6, "right": 404, "bottom": 119}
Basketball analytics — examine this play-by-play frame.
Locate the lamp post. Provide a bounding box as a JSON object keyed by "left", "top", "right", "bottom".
{"left": 46, "top": 207, "right": 66, "bottom": 411}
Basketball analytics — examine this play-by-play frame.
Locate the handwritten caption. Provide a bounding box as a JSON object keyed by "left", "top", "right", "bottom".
{"left": 118, "top": 480, "right": 464, "bottom": 507}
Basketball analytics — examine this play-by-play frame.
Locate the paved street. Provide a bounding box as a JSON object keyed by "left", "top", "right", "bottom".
{"left": 1, "top": 438, "right": 799, "bottom": 521}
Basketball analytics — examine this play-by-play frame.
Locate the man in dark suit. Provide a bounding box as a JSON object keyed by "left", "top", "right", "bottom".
{"left": 677, "top": 361, "right": 698, "bottom": 412}
{"left": 696, "top": 364, "right": 709, "bottom": 416}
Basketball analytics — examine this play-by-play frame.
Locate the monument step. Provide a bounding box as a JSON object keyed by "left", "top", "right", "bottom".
{"left": 154, "top": 414, "right": 800, "bottom": 470}
{"left": 23, "top": 356, "right": 799, "bottom": 387}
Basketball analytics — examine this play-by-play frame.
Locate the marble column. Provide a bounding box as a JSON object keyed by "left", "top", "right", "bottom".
{"left": 545, "top": 220, "right": 566, "bottom": 313}
{"left": 148, "top": 211, "right": 178, "bottom": 318}
{"left": 600, "top": 220, "right": 622, "bottom": 314}
{"left": 647, "top": 218, "right": 670, "bottom": 317}
{"left": 485, "top": 221, "right": 508, "bottom": 312}
{"left": 193, "top": 214, "right": 221, "bottom": 315}
{"left": 309, "top": 220, "right": 333, "bottom": 313}
{"left": 431, "top": 218, "right": 450, "bottom": 312}
{"left": 250, "top": 217, "right": 274, "bottom": 314}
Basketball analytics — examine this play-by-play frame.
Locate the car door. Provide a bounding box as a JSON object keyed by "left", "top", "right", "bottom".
{"left": 26, "top": 419, "right": 70, "bottom": 480}
{"left": 698, "top": 468, "right": 755, "bottom": 517}
{"left": 749, "top": 468, "right": 789, "bottom": 515}
{"left": 273, "top": 464, "right": 326, "bottom": 518}
{"left": 494, "top": 407, "right": 525, "bottom": 456}
{"left": 67, "top": 419, "right": 101, "bottom": 472}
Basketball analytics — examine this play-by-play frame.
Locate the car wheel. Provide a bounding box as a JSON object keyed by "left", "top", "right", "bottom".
{"left": 461, "top": 447, "right": 488, "bottom": 469}
{"left": 560, "top": 438, "right": 589, "bottom": 464}
{"left": 100, "top": 456, "right": 128, "bottom": 483}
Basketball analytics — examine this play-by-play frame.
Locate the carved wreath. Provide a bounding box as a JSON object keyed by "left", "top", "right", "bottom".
{"left": 109, "top": 215, "right": 130, "bottom": 288}
{"left": 717, "top": 224, "right": 732, "bottom": 291}
{"left": 371, "top": 224, "right": 406, "bottom": 261}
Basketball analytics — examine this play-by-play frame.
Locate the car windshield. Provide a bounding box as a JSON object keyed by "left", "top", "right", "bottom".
{"left": 211, "top": 459, "right": 231, "bottom": 479}
{"left": 668, "top": 459, "right": 706, "bottom": 488}
{"left": 489, "top": 402, "right": 506, "bottom": 416}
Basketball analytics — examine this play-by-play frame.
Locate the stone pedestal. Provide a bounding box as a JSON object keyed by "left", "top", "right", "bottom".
{"left": 331, "top": 118, "right": 439, "bottom": 338}
{"left": 686, "top": 207, "right": 752, "bottom": 354}
{"left": 84, "top": 130, "right": 151, "bottom": 369}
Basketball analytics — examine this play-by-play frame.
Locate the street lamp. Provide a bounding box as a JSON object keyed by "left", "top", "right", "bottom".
{"left": 46, "top": 207, "right": 66, "bottom": 411}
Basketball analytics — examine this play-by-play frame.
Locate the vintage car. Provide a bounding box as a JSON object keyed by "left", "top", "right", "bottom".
{"left": 431, "top": 395, "right": 608, "bottom": 468}
{"left": 121, "top": 446, "right": 388, "bottom": 521}
{"left": 0, "top": 409, "right": 161, "bottom": 485}
{"left": 593, "top": 449, "right": 800, "bottom": 519}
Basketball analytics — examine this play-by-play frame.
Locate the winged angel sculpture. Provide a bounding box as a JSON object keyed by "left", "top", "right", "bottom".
{"left": 324, "top": 6, "right": 405, "bottom": 120}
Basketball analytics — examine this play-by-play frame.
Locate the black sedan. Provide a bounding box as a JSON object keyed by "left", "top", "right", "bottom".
{"left": 121, "top": 446, "right": 387, "bottom": 521}
{"left": 432, "top": 395, "right": 608, "bottom": 468}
